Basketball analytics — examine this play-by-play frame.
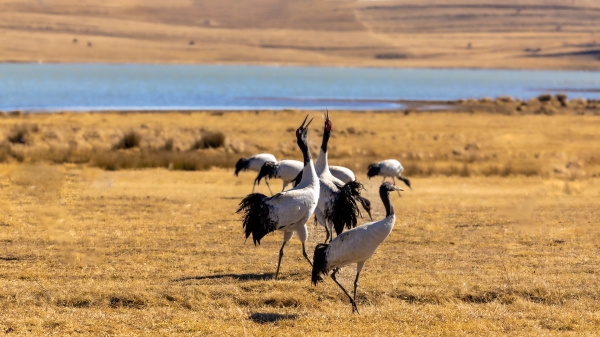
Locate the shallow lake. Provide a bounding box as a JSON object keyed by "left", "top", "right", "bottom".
{"left": 1, "top": 64, "right": 599, "bottom": 111}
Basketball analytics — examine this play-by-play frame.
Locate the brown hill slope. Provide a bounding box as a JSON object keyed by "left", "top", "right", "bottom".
{"left": 1, "top": 0, "right": 599, "bottom": 69}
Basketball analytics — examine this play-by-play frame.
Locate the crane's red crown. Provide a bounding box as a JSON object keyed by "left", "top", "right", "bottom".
{"left": 325, "top": 120, "right": 332, "bottom": 133}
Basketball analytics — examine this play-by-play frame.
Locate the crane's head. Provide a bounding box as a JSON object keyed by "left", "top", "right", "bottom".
{"left": 234, "top": 157, "right": 250, "bottom": 176}
{"left": 324, "top": 109, "right": 332, "bottom": 133}
{"left": 380, "top": 181, "right": 403, "bottom": 194}
{"left": 366, "top": 163, "right": 380, "bottom": 179}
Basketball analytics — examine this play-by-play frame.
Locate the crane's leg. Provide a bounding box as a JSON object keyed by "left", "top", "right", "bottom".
{"left": 296, "top": 224, "right": 313, "bottom": 267}
{"left": 354, "top": 262, "right": 365, "bottom": 304}
{"left": 331, "top": 268, "right": 360, "bottom": 314}
{"left": 328, "top": 221, "right": 335, "bottom": 243}
{"left": 301, "top": 243, "right": 312, "bottom": 267}
{"left": 265, "top": 179, "right": 274, "bottom": 196}
{"left": 275, "top": 231, "right": 294, "bottom": 280}
{"left": 281, "top": 181, "right": 288, "bottom": 192}
{"left": 314, "top": 208, "right": 329, "bottom": 243}
{"left": 324, "top": 227, "right": 331, "bottom": 244}
{"left": 382, "top": 176, "right": 386, "bottom": 184}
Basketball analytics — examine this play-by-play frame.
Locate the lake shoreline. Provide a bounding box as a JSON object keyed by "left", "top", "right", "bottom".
{"left": 2, "top": 95, "right": 598, "bottom": 116}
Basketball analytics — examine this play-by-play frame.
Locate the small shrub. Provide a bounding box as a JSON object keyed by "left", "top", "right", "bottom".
{"left": 7, "top": 125, "right": 32, "bottom": 145}
{"left": 113, "top": 131, "right": 141, "bottom": 150}
{"left": 191, "top": 131, "right": 225, "bottom": 150}
{"left": 163, "top": 138, "right": 174, "bottom": 151}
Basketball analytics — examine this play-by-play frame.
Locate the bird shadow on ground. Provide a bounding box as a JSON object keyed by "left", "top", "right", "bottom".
{"left": 171, "top": 273, "right": 275, "bottom": 282}
{"left": 0, "top": 257, "right": 20, "bottom": 261}
{"left": 248, "top": 312, "right": 299, "bottom": 324}
{"left": 0, "top": 256, "right": 34, "bottom": 261}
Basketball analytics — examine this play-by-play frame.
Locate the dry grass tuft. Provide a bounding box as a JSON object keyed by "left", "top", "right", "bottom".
{"left": 7, "top": 124, "right": 37, "bottom": 145}
{"left": 113, "top": 130, "right": 142, "bottom": 150}
{"left": 191, "top": 131, "right": 226, "bottom": 150}
{"left": 163, "top": 138, "right": 174, "bottom": 151}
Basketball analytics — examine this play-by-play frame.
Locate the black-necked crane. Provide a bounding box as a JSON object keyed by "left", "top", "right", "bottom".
{"left": 235, "top": 153, "right": 277, "bottom": 192}
{"left": 236, "top": 116, "right": 320, "bottom": 279}
{"left": 253, "top": 159, "right": 303, "bottom": 195}
{"left": 367, "top": 159, "right": 412, "bottom": 190}
{"left": 313, "top": 111, "right": 372, "bottom": 243}
{"left": 312, "top": 181, "right": 403, "bottom": 314}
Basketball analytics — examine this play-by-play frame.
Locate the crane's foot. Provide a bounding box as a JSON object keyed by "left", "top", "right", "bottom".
{"left": 351, "top": 300, "right": 360, "bottom": 314}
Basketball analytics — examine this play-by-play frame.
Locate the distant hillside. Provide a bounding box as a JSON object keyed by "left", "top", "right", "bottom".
{"left": 1, "top": 0, "right": 599, "bottom": 69}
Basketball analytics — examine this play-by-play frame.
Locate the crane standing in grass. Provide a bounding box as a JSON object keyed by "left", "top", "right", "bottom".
{"left": 253, "top": 159, "right": 304, "bottom": 195}
{"left": 312, "top": 181, "right": 403, "bottom": 314}
{"left": 234, "top": 153, "right": 277, "bottom": 193}
{"left": 237, "top": 116, "right": 320, "bottom": 279}
{"left": 367, "top": 159, "right": 412, "bottom": 192}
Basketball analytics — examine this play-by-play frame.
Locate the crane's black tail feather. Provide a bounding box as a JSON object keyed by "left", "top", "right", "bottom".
{"left": 398, "top": 176, "right": 412, "bottom": 190}
{"left": 312, "top": 243, "right": 329, "bottom": 286}
{"left": 235, "top": 158, "right": 250, "bottom": 176}
{"left": 355, "top": 195, "right": 372, "bottom": 220}
{"left": 254, "top": 161, "right": 278, "bottom": 186}
{"left": 367, "top": 164, "right": 380, "bottom": 179}
{"left": 236, "top": 193, "right": 277, "bottom": 245}
{"left": 327, "top": 181, "right": 364, "bottom": 235}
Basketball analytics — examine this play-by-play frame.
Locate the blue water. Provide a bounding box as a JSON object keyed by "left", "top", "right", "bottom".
{"left": 1, "top": 64, "right": 599, "bottom": 111}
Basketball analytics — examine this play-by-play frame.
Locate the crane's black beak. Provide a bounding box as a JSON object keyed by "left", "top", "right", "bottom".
{"left": 300, "top": 115, "right": 309, "bottom": 128}
{"left": 306, "top": 117, "right": 314, "bottom": 128}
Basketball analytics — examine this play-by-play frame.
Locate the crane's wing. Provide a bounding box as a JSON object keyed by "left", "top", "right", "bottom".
{"left": 266, "top": 188, "right": 316, "bottom": 229}
{"left": 325, "top": 225, "right": 378, "bottom": 268}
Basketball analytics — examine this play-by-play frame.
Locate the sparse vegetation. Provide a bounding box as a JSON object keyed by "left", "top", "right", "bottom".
{"left": 0, "top": 110, "right": 598, "bottom": 180}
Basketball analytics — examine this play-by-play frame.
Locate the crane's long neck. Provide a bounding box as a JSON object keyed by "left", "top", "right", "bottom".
{"left": 379, "top": 187, "right": 394, "bottom": 218}
{"left": 315, "top": 129, "right": 331, "bottom": 176}
{"left": 367, "top": 186, "right": 397, "bottom": 242}
{"left": 297, "top": 135, "right": 318, "bottom": 189}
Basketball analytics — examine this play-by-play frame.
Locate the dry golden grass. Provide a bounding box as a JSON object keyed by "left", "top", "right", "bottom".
{"left": 0, "top": 166, "right": 599, "bottom": 335}
{"left": 0, "top": 110, "right": 599, "bottom": 334}
{"left": 1, "top": 0, "right": 599, "bottom": 69}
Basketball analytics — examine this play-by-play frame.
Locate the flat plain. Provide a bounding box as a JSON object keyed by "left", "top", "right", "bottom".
{"left": 0, "top": 109, "right": 599, "bottom": 335}
{"left": 2, "top": 0, "right": 600, "bottom": 69}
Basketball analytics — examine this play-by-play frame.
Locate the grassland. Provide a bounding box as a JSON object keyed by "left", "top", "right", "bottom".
{"left": 1, "top": 0, "right": 600, "bottom": 69}
{"left": 0, "top": 109, "right": 599, "bottom": 335}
